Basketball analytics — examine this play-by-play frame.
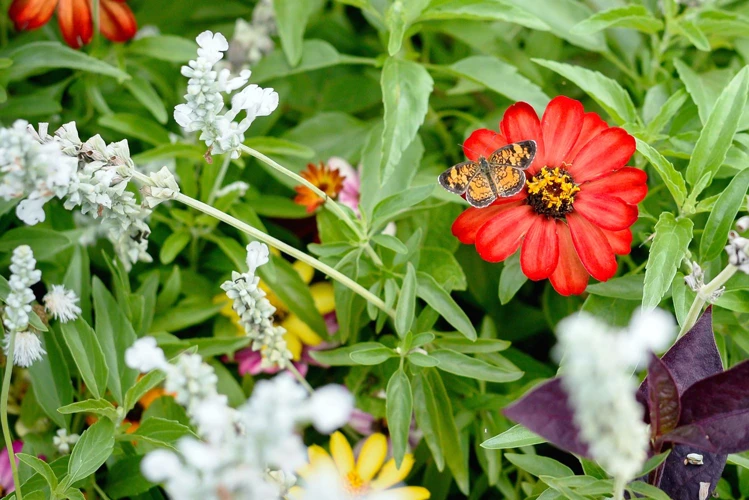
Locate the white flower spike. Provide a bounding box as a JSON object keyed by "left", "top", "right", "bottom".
{"left": 43, "top": 285, "right": 82, "bottom": 323}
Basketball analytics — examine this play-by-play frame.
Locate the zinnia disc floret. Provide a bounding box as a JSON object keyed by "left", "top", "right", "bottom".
{"left": 452, "top": 96, "right": 647, "bottom": 296}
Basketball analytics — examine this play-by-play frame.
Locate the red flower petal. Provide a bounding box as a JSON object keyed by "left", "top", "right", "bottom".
{"left": 567, "top": 212, "right": 618, "bottom": 281}
{"left": 475, "top": 204, "right": 536, "bottom": 263}
{"left": 603, "top": 228, "right": 633, "bottom": 255}
{"left": 452, "top": 201, "right": 522, "bottom": 244}
{"left": 582, "top": 167, "right": 648, "bottom": 204}
{"left": 9, "top": 0, "right": 56, "bottom": 30}
{"left": 549, "top": 222, "right": 589, "bottom": 296}
{"left": 574, "top": 191, "right": 639, "bottom": 231}
{"left": 542, "top": 96, "right": 584, "bottom": 167}
{"left": 100, "top": 0, "right": 137, "bottom": 43}
{"left": 57, "top": 0, "right": 92, "bottom": 48}
{"left": 521, "top": 216, "right": 559, "bottom": 280}
{"left": 500, "top": 101, "right": 545, "bottom": 172}
{"left": 565, "top": 112, "right": 608, "bottom": 163}
{"left": 567, "top": 127, "right": 636, "bottom": 184}
{"left": 463, "top": 129, "right": 507, "bottom": 161}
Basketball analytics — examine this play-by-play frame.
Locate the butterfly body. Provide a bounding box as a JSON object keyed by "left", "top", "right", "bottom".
{"left": 438, "top": 140, "right": 537, "bottom": 208}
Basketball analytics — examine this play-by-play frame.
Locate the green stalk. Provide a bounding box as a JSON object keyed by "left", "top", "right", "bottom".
{"left": 287, "top": 364, "right": 313, "bottom": 395}
{"left": 206, "top": 154, "right": 232, "bottom": 205}
{"left": 613, "top": 477, "right": 625, "bottom": 500}
{"left": 1, "top": 330, "right": 22, "bottom": 500}
{"left": 131, "top": 171, "right": 395, "bottom": 318}
{"left": 677, "top": 264, "right": 738, "bottom": 338}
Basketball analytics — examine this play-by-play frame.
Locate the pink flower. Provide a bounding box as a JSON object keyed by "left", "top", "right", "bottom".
{"left": 0, "top": 441, "right": 22, "bottom": 493}
{"left": 327, "top": 157, "right": 361, "bottom": 216}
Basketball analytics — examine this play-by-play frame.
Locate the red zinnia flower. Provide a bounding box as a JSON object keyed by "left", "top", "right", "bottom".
{"left": 452, "top": 96, "right": 647, "bottom": 296}
{"left": 9, "top": 0, "right": 137, "bottom": 49}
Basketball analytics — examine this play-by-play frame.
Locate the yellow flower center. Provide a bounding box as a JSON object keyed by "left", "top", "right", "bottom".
{"left": 344, "top": 471, "right": 370, "bottom": 496}
{"left": 526, "top": 166, "right": 580, "bottom": 218}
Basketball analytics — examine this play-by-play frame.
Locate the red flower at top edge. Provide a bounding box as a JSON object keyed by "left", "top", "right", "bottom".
{"left": 452, "top": 96, "right": 646, "bottom": 296}
{"left": 9, "top": 0, "right": 137, "bottom": 49}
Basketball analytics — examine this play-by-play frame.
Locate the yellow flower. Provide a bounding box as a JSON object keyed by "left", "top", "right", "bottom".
{"left": 216, "top": 261, "right": 335, "bottom": 361}
{"left": 291, "top": 431, "right": 430, "bottom": 500}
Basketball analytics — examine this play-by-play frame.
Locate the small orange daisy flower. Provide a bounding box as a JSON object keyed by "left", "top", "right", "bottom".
{"left": 294, "top": 162, "right": 346, "bottom": 213}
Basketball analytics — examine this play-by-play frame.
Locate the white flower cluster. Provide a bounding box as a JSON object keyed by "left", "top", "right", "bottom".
{"left": 124, "top": 339, "right": 353, "bottom": 500}
{"left": 726, "top": 230, "right": 749, "bottom": 274}
{"left": 554, "top": 308, "right": 675, "bottom": 483}
{"left": 224, "top": 0, "right": 277, "bottom": 71}
{"left": 43, "top": 285, "right": 81, "bottom": 323}
{"left": 0, "top": 121, "right": 154, "bottom": 269}
{"left": 53, "top": 428, "right": 80, "bottom": 455}
{"left": 174, "top": 31, "right": 279, "bottom": 159}
{"left": 2, "top": 246, "right": 46, "bottom": 367}
{"left": 684, "top": 260, "right": 724, "bottom": 302}
{"left": 0, "top": 121, "right": 77, "bottom": 225}
{"left": 220, "top": 242, "right": 292, "bottom": 370}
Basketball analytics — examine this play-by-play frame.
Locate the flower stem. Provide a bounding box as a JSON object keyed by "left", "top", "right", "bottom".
{"left": 613, "top": 477, "right": 625, "bottom": 500}
{"left": 131, "top": 171, "right": 395, "bottom": 317}
{"left": 238, "top": 145, "right": 363, "bottom": 239}
{"left": 1, "top": 330, "right": 22, "bottom": 500}
{"left": 93, "top": 481, "right": 112, "bottom": 500}
{"left": 677, "top": 264, "right": 738, "bottom": 338}
{"left": 287, "top": 364, "right": 313, "bottom": 395}
{"left": 207, "top": 153, "right": 232, "bottom": 206}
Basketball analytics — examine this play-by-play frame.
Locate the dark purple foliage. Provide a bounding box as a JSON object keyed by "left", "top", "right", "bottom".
{"left": 502, "top": 308, "right": 749, "bottom": 500}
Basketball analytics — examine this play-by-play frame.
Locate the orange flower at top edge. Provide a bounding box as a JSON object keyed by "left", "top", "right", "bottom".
{"left": 9, "top": 0, "right": 137, "bottom": 48}
{"left": 294, "top": 161, "right": 346, "bottom": 213}
{"left": 452, "top": 96, "right": 647, "bottom": 296}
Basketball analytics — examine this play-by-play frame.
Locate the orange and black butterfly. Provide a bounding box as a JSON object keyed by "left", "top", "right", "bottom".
{"left": 438, "top": 140, "right": 537, "bottom": 208}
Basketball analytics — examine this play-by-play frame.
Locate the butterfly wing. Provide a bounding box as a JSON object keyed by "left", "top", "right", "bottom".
{"left": 487, "top": 164, "right": 526, "bottom": 198}
{"left": 465, "top": 171, "right": 497, "bottom": 208}
{"left": 488, "top": 140, "right": 537, "bottom": 170}
{"left": 438, "top": 160, "right": 480, "bottom": 195}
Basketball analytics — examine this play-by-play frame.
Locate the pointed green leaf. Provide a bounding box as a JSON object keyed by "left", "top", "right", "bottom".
{"left": 416, "top": 272, "right": 477, "bottom": 340}
{"left": 643, "top": 213, "right": 693, "bottom": 310}
{"left": 386, "top": 369, "right": 413, "bottom": 467}
{"left": 700, "top": 169, "right": 749, "bottom": 261}
{"left": 59, "top": 319, "right": 108, "bottom": 400}
{"left": 395, "top": 263, "right": 417, "bottom": 337}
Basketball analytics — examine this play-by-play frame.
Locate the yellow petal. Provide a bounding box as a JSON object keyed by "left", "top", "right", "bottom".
{"left": 259, "top": 280, "right": 286, "bottom": 313}
{"left": 287, "top": 486, "right": 304, "bottom": 500}
{"left": 293, "top": 261, "right": 315, "bottom": 284}
{"left": 308, "top": 444, "right": 334, "bottom": 469}
{"left": 368, "top": 486, "right": 431, "bottom": 500}
{"left": 282, "top": 314, "right": 324, "bottom": 347}
{"left": 356, "top": 433, "right": 388, "bottom": 482}
{"left": 329, "top": 431, "right": 355, "bottom": 476}
{"left": 284, "top": 330, "right": 303, "bottom": 360}
{"left": 310, "top": 282, "right": 335, "bottom": 314}
{"left": 370, "top": 454, "right": 415, "bottom": 490}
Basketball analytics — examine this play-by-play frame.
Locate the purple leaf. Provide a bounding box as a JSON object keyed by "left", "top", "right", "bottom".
{"left": 503, "top": 378, "right": 590, "bottom": 458}
{"left": 664, "top": 412, "right": 749, "bottom": 454}
{"left": 647, "top": 355, "right": 680, "bottom": 439}
{"left": 679, "top": 360, "right": 749, "bottom": 425}
{"left": 638, "top": 308, "right": 722, "bottom": 422}
{"left": 657, "top": 445, "right": 726, "bottom": 500}
{"left": 660, "top": 423, "right": 718, "bottom": 452}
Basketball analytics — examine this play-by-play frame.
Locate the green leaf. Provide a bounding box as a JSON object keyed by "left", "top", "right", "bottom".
{"left": 253, "top": 40, "right": 345, "bottom": 83}
{"left": 258, "top": 255, "right": 328, "bottom": 340}
{"left": 700, "top": 169, "right": 749, "bottom": 260}
{"left": 628, "top": 481, "right": 671, "bottom": 500}
{"left": 64, "top": 419, "right": 115, "bottom": 487}
{"left": 28, "top": 329, "right": 73, "bottom": 428}
{"left": 416, "top": 272, "right": 477, "bottom": 341}
{"left": 124, "top": 76, "right": 168, "bottom": 124}
{"left": 371, "top": 184, "right": 435, "bottom": 225}
{"left": 505, "top": 453, "right": 574, "bottom": 478}
{"left": 412, "top": 370, "right": 445, "bottom": 471}
{"left": 571, "top": 5, "right": 663, "bottom": 35}
{"left": 499, "top": 252, "right": 528, "bottom": 305}
{"left": 349, "top": 346, "right": 397, "bottom": 365}
{"left": 127, "top": 35, "right": 197, "bottom": 62}
{"left": 57, "top": 399, "right": 118, "bottom": 422}
{"left": 638, "top": 450, "right": 671, "bottom": 476}
{"left": 643, "top": 213, "right": 693, "bottom": 310}
{"left": 63, "top": 488, "right": 86, "bottom": 500}
{"left": 3, "top": 41, "right": 129, "bottom": 82}
{"left": 104, "top": 456, "right": 153, "bottom": 499}
{"left": 131, "top": 143, "right": 205, "bottom": 164}
{"left": 386, "top": 0, "right": 430, "bottom": 55}
{"left": 395, "top": 263, "right": 417, "bottom": 337}
{"left": 433, "top": 337, "right": 510, "bottom": 353}
{"left": 93, "top": 277, "right": 138, "bottom": 404}
{"left": 151, "top": 296, "right": 222, "bottom": 332}
{"left": 481, "top": 424, "right": 546, "bottom": 449}
{"left": 644, "top": 89, "right": 689, "bottom": 138}
{"left": 380, "top": 58, "right": 433, "bottom": 183}
{"left": 16, "top": 454, "right": 57, "bottom": 492}
{"left": 675, "top": 19, "right": 710, "bottom": 52}
{"left": 533, "top": 59, "right": 637, "bottom": 125}
{"left": 98, "top": 113, "right": 170, "bottom": 146}
{"left": 449, "top": 56, "right": 549, "bottom": 114}
{"left": 372, "top": 234, "right": 408, "bottom": 255}
{"left": 586, "top": 274, "right": 644, "bottom": 300}
{"left": 63, "top": 246, "right": 92, "bottom": 323}
{"left": 274, "top": 0, "right": 313, "bottom": 66}
{"left": 416, "top": 0, "right": 549, "bottom": 30}
{"left": 0, "top": 227, "right": 72, "bottom": 260}
{"left": 386, "top": 369, "right": 413, "bottom": 467}
{"left": 129, "top": 417, "right": 197, "bottom": 450}
{"left": 673, "top": 59, "right": 712, "bottom": 125}
{"left": 159, "top": 230, "right": 191, "bottom": 265}
{"left": 431, "top": 349, "right": 523, "bottom": 382}
{"left": 407, "top": 351, "right": 440, "bottom": 367}
{"left": 728, "top": 454, "right": 749, "bottom": 470}
{"left": 635, "top": 139, "right": 687, "bottom": 207}
{"left": 245, "top": 137, "right": 315, "bottom": 158}
{"left": 309, "top": 342, "right": 387, "bottom": 366}
{"left": 685, "top": 66, "right": 749, "bottom": 191}
{"left": 59, "top": 319, "right": 108, "bottom": 400}
{"left": 123, "top": 370, "right": 166, "bottom": 413}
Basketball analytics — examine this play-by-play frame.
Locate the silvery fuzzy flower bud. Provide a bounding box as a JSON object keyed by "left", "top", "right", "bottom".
{"left": 141, "top": 166, "right": 180, "bottom": 209}
{"left": 726, "top": 230, "right": 749, "bottom": 274}
{"left": 54, "top": 122, "right": 82, "bottom": 156}
{"left": 736, "top": 215, "right": 749, "bottom": 233}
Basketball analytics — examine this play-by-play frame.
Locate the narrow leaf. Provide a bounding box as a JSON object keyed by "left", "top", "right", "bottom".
{"left": 395, "top": 263, "right": 417, "bottom": 337}
{"left": 431, "top": 349, "right": 523, "bottom": 383}
{"left": 481, "top": 424, "right": 546, "bottom": 449}
{"left": 571, "top": 5, "right": 663, "bottom": 34}
{"left": 635, "top": 139, "right": 687, "bottom": 207}
{"left": 642, "top": 213, "right": 693, "bottom": 310}
{"left": 386, "top": 369, "right": 413, "bottom": 467}
{"left": 65, "top": 419, "right": 115, "bottom": 486}
{"left": 416, "top": 272, "right": 477, "bottom": 340}
{"left": 700, "top": 168, "right": 749, "bottom": 260}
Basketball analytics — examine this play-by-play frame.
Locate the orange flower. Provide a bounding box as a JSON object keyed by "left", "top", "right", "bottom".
{"left": 9, "top": 0, "right": 137, "bottom": 48}
{"left": 294, "top": 162, "right": 346, "bottom": 213}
